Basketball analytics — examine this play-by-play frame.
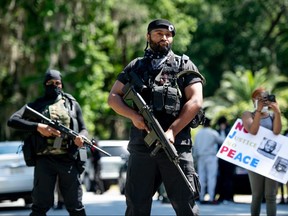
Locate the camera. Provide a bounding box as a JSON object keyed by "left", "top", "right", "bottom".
{"left": 260, "top": 92, "right": 276, "bottom": 102}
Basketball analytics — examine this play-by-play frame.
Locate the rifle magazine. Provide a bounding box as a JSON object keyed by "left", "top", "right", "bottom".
{"left": 144, "top": 130, "right": 157, "bottom": 147}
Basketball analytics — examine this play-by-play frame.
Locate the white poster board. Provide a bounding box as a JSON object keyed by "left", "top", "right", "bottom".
{"left": 216, "top": 118, "right": 288, "bottom": 184}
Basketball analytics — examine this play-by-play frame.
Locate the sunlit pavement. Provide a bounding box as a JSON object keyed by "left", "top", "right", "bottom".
{"left": 0, "top": 185, "right": 287, "bottom": 215}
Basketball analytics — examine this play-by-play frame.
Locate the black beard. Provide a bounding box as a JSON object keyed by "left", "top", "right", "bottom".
{"left": 149, "top": 40, "right": 171, "bottom": 55}
{"left": 44, "top": 85, "right": 62, "bottom": 100}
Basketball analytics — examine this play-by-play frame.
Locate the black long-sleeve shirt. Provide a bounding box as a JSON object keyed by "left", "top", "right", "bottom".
{"left": 7, "top": 94, "right": 88, "bottom": 137}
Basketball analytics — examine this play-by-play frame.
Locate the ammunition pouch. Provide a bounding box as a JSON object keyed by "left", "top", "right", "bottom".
{"left": 164, "top": 86, "right": 180, "bottom": 115}
{"left": 152, "top": 85, "right": 180, "bottom": 115}
{"left": 152, "top": 86, "right": 164, "bottom": 111}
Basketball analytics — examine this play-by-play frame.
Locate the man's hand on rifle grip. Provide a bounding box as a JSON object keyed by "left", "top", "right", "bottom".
{"left": 165, "top": 128, "right": 175, "bottom": 144}
{"left": 74, "top": 135, "right": 85, "bottom": 147}
{"left": 131, "top": 111, "right": 150, "bottom": 132}
{"left": 37, "top": 123, "right": 61, "bottom": 137}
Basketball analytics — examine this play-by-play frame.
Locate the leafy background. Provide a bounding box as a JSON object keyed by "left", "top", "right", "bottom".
{"left": 1, "top": 0, "right": 288, "bottom": 141}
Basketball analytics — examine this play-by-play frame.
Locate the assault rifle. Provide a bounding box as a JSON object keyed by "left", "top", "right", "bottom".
{"left": 122, "top": 79, "right": 197, "bottom": 195}
{"left": 23, "top": 105, "right": 111, "bottom": 156}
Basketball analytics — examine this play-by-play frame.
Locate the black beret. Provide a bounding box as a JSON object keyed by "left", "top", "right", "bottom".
{"left": 147, "top": 19, "right": 176, "bottom": 37}
{"left": 44, "top": 69, "right": 62, "bottom": 84}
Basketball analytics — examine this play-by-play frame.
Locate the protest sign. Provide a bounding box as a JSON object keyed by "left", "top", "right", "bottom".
{"left": 216, "top": 118, "right": 288, "bottom": 184}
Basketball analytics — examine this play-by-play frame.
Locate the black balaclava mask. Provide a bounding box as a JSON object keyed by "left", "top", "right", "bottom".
{"left": 43, "top": 69, "right": 63, "bottom": 100}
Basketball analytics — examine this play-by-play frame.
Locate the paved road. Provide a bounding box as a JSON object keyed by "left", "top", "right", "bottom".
{"left": 0, "top": 185, "right": 287, "bottom": 215}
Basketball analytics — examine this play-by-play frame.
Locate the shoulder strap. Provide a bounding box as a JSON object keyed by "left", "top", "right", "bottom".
{"left": 63, "top": 93, "right": 79, "bottom": 132}
{"left": 177, "top": 54, "right": 206, "bottom": 84}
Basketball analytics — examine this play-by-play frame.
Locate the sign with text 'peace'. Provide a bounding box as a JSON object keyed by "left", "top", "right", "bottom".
{"left": 216, "top": 119, "right": 288, "bottom": 184}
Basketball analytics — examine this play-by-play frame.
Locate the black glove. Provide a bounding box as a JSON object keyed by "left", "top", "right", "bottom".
{"left": 190, "top": 108, "right": 206, "bottom": 128}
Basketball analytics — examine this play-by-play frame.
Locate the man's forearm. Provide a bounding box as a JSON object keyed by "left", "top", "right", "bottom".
{"left": 168, "top": 100, "right": 202, "bottom": 136}
{"left": 109, "top": 93, "right": 138, "bottom": 121}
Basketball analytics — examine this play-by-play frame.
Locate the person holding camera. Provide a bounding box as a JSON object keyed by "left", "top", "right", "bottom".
{"left": 241, "top": 86, "right": 282, "bottom": 216}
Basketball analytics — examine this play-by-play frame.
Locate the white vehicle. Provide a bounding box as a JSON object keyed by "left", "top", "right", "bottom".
{"left": 82, "top": 140, "right": 129, "bottom": 193}
{"left": 0, "top": 141, "right": 34, "bottom": 205}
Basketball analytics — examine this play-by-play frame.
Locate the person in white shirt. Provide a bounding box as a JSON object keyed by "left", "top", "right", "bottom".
{"left": 194, "top": 118, "right": 224, "bottom": 204}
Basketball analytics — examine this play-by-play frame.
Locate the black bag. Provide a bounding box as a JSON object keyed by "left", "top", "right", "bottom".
{"left": 22, "top": 134, "right": 46, "bottom": 166}
{"left": 22, "top": 136, "right": 35, "bottom": 167}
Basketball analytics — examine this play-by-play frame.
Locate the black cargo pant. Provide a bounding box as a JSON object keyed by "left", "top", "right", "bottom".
{"left": 125, "top": 146, "right": 199, "bottom": 216}
{"left": 30, "top": 155, "right": 86, "bottom": 216}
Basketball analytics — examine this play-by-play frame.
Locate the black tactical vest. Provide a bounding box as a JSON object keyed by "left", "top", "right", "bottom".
{"left": 129, "top": 53, "right": 189, "bottom": 117}
{"left": 35, "top": 93, "right": 79, "bottom": 154}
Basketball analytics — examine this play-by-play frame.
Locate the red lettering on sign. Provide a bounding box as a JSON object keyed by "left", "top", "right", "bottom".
{"left": 218, "top": 146, "right": 259, "bottom": 168}
{"left": 234, "top": 122, "right": 248, "bottom": 133}
{"left": 227, "top": 149, "right": 236, "bottom": 158}
{"left": 220, "top": 146, "right": 229, "bottom": 154}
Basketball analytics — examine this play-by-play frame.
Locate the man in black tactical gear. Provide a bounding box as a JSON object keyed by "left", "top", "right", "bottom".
{"left": 7, "top": 69, "right": 87, "bottom": 216}
{"left": 108, "top": 19, "right": 205, "bottom": 216}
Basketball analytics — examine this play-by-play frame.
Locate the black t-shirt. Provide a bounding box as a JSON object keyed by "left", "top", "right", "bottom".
{"left": 117, "top": 51, "right": 204, "bottom": 151}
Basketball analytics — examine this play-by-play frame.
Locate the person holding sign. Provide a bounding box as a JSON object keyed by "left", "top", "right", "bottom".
{"left": 241, "top": 87, "right": 282, "bottom": 216}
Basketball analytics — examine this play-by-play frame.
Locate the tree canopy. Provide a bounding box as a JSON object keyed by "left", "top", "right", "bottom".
{"left": 1, "top": 0, "right": 288, "bottom": 140}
